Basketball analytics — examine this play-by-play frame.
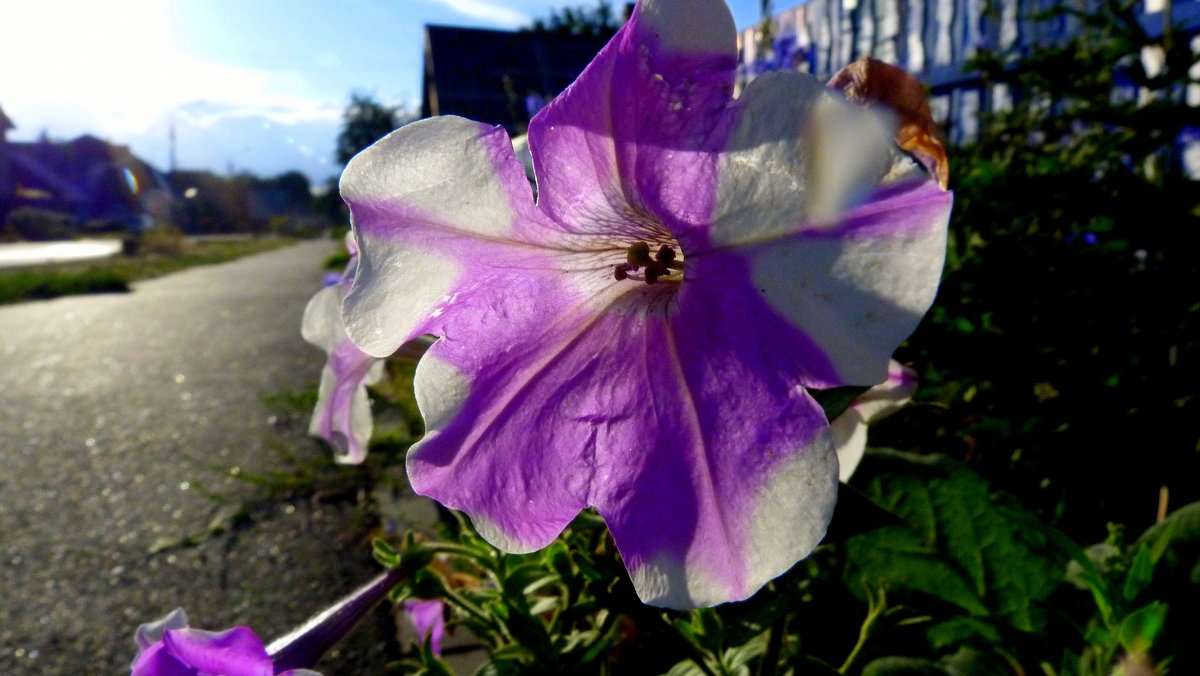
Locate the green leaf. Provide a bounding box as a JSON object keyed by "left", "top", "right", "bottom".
{"left": 924, "top": 616, "right": 1004, "bottom": 650}
{"left": 862, "top": 656, "right": 948, "bottom": 675}
{"left": 810, "top": 385, "right": 870, "bottom": 421}
{"left": 1117, "top": 602, "right": 1168, "bottom": 656}
{"left": 1138, "top": 501, "right": 1200, "bottom": 566}
{"left": 845, "top": 451, "right": 1074, "bottom": 632}
{"left": 695, "top": 608, "right": 725, "bottom": 653}
{"left": 845, "top": 526, "right": 990, "bottom": 616}
{"left": 1123, "top": 545, "right": 1155, "bottom": 601}
{"left": 372, "top": 537, "right": 399, "bottom": 567}
{"left": 824, "top": 483, "right": 903, "bottom": 543}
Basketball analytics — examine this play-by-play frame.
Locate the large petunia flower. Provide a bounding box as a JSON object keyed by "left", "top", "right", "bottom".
{"left": 339, "top": 0, "right": 952, "bottom": 607}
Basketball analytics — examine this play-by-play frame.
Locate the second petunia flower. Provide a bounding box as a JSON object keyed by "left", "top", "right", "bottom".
{"left": 339, "top": 0, "right": 952, "bottom": 608}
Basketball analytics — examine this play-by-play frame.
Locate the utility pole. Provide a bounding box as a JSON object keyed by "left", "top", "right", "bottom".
{"left": 168, "top": 118, "right": 177, "bottom": 174}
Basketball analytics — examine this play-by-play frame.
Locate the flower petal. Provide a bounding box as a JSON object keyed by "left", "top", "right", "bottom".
{"left": 131, "top": 642, "right": 193, "bottom": 676}
{"left": 739, "top": 180, "right": 951, "bottom": 386}
{"left": 407, "top": 260, "right": 839, "bottom": 606}
{"left": 527, "top": 0, "right": 737, "bottom": 240}
{"left": 340, "top": 116, "right": 549, "bottom": 358}
{"left": 709, "top": 71, "right": 900, "bottom": 248}
{"left": 405, "top": 272, "right": 614, "bottom": 552}
{"left": 160, "top": 626, "right": 274, "bottom": 676}
{"left": 303, "top": 285, "right": 385, "bottom": 464}
{"left": 403, "top": 599, "right": 446, "bottom": 655}
{"left": 311, "top": 340, "right": 384, "bottom": 464}
{"left": 830, "top": 360, "right": 918, "bottom": 481}
{"left": 134, "top": 608, "right": 189, "bottom": 653}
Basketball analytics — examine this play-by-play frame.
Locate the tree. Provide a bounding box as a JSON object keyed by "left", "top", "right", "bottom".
{"left": 335, "top": 94, "right": 411, "bottom": 166}
{"left": 526, "top": 0, "right": 622, "bottom": 37}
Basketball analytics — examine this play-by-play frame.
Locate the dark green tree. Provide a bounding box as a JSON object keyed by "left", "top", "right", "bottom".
{"left": 335, "top": 93, "right": 411, "bottom": 166}
{"left": 526, "top": 0, "right": 621, "bottom": 37}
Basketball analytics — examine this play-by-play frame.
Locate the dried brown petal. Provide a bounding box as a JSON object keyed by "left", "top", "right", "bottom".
{"left": 828, "top": 57, "right": 950, "bottom": 190}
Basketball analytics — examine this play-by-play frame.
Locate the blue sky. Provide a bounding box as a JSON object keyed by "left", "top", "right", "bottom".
{"left": 0, "top": 0, "right": 775, "bottom": 185}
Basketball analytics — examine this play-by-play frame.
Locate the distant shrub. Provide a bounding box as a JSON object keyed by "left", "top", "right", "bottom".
{"left": 269, "top": 214, "right": 329, "bottom": 238}
{"left": 135, "top": 225, "right": 186, "bottom": 257}
{"left": 0, "top": 268, "right": 128, "bottom": 303}
{"left": 3, "top": 207, "right": 77, "bottom": 241}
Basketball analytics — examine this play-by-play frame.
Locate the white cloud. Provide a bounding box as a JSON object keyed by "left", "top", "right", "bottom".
{"left": 423, "top": 0, "right": 531, "bottom": 26}
{"left": 0, "top": 0, "right": 345, "bottom": 182}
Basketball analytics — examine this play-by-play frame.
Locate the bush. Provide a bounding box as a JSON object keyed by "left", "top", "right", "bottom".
{"left": 133, "top": 225, "right": 186, "bottom": 257}
{"left": 2, "top": 207, "right": 77, "bottom": 241}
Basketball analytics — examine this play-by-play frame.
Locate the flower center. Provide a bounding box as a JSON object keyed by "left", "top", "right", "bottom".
{"left": 613, "top": 241, "right": 683, "bottom": 285}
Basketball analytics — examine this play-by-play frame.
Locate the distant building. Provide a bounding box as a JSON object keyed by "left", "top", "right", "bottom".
{"left": 0, "top": 109, "right": 175, "bottom": 233}
{"left": 421, "top": 25, "right": 612, "bottom": 135}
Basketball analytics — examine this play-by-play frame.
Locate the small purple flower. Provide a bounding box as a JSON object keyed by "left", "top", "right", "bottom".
{"left": 130, "top": 609, "right": 320, "bottom": 676}
{"left": 402, "top": 599, "right": 446, "bottom": 655}
{"left": 339, "top": 0, "right": 951, "bottom": 607}
{"left": 525, "top": 92, "right": 548, "bottom": 119}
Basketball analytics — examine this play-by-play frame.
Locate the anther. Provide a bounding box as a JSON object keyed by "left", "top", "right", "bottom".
{"left": 627, "top": 241, "right": 652, "bottom": 267}
{"left": 614, "top": 241, "right": 683, "bottom": 285}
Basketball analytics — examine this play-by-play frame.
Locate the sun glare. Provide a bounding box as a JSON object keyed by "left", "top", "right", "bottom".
{"left": 0, "top": 0, "right": 286, "bottom": 138}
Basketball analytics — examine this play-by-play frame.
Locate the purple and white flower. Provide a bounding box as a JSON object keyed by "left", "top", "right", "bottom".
{"left": 302, "top": 233, "right": 385, "bottom": 464}
{"left": 830, "top": 360, "right": 919, "bottom": 481}
{"left": 130, "top": 609, "right": 320, "bottom": 676}
{"left": 338, "top": 0, "right": 951, "bottom": 607}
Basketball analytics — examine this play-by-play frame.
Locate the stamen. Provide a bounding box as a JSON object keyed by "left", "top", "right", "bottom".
{"left": 613, "top": 241, "right": 683, "bottom": 285}
{"left": 627, "top": 241, "right": 652, "bottom": 267}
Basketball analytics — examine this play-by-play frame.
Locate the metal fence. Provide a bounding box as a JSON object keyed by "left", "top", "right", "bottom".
{"left": 736, "top": 0, "right": 1200, "bottom": 151}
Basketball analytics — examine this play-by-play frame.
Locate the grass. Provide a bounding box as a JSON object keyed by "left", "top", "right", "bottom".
{"left": 0, "top": 236, "right": 296, "bottom": 305}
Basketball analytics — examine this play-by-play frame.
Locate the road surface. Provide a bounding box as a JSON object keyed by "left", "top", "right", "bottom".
{"left": 0, "top": 239, "right": 405, "bottom": 673}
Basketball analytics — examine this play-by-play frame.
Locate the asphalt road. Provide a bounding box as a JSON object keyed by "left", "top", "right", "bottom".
{"left": 0, "top": 239, "right": 403, "bottom": 673}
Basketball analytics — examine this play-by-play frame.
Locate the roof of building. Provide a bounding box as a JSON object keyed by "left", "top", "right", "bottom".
{"left": 0, "top": 104, "right": 15, "bottom": 134}
{"left": 421, "top": 25, "right": 611, "bottom": 135}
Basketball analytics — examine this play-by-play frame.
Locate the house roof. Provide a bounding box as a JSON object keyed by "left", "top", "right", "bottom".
{"left": 421, "top": 25, "right": 610, "bottom": 135}
{"left": 0, "top": 104, "right": 14, "bottom": 134}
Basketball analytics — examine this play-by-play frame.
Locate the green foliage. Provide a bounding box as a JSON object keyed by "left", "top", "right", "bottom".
{"left": 337, "top": 93, "right": 412, "bottom": 166}
{"left": 136, "top": 225, "right": 186, "bottom": 256}
{"left": 845, "top": 451, "right": 1073, "bottom": 632}
{"left": 890, "top": 0, "right": 1200, "bottom": 545}
{"left": 526, "top": 0, "right": 621, "bottom": 37}
{"left": 281, "top": 2, "right": 1200, "bottom": 673}
{"left": 2, "top": 206, "right": 77, "bottom": 241}
{"left": 0, "top": 266, "right": 127, "bottom": 302}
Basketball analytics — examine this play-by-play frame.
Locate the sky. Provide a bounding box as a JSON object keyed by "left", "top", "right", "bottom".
{"left": 0, "top": 0, "right": 775, "bottom": 187}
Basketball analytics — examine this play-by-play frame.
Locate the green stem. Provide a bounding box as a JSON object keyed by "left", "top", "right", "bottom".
{"left": 663, "top": 616, "right": 720, "bottom": 676}
{"left": 839, "top": 585, "right": 887, "bottom": 674}
{"left": 757, "top": 614, "right": 786, "bottom": 676}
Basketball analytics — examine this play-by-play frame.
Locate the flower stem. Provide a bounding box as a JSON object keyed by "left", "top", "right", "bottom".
{"left": 838, "top": 585, "right": 887, "bottom": 674}
{"left": 267, "top": 561, "right": 416, "bottom": 671}
{"left": 756, "top": 613, "right": 786, "bottom": 676}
